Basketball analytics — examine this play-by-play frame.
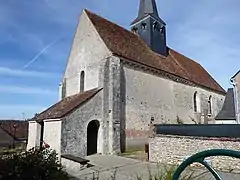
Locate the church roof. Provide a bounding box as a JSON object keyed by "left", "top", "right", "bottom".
{"left": 215, "top": 88, "right": 236, "bottom": 120}
{"left": 85, "top": 9, "right": 226, "bottom": 94}
{"left": 33, "top": 88, "right": 102, "bottom": 122}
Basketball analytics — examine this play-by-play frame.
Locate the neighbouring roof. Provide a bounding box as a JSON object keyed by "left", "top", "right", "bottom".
{"left": 215, "top": 88, "right": 236, "bottom": 120}
{"left": 0, "top": 128, "right": 14, "bottom": 147}
{"left": 85, "top": 9, "right": 225, "bottom": 94}
{"left": 0, "top": 120, "right": 28, "bottom": 139}
{"left": 33, "top": 88, "right": 102, "bottom": 122}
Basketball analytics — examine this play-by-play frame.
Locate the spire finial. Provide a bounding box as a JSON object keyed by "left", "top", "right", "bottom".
{"left": 138, "top": 0, "right": 159, "bottom": 18}
{"left": 131, "top": 0, "right": 165, "bottom": 26}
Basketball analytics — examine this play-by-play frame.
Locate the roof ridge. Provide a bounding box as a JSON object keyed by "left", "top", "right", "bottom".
{"left": 34, "top": 88, "right": 103, "bottom": 122}
{"left": 85, "top": 9, "right": 168, "bottom": 60}
{"left": 82, "top": 9, "right": 225, "bottom": 94}
{"left": 84, "top": 9, "right": 124, "bottom": 30}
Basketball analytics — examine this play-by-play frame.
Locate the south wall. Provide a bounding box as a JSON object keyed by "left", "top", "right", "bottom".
{"left": 122, "top": 64, "right": 225, "bottom": 147}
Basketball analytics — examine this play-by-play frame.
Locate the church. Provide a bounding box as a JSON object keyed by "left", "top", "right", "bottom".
{"left": 27, "top": 0, "right": 226, "bottom": 157}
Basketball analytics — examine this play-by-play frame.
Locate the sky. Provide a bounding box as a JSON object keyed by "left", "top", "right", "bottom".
{"left": 0, "top": 0, "right": 240, "bottom": 120}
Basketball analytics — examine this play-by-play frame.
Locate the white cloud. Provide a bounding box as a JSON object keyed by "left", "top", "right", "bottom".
{"left": 0, "top": 67, "right": 59, "bottom": 78}
{"left": 0, "top": 85, "right": 57, "bottom": 95}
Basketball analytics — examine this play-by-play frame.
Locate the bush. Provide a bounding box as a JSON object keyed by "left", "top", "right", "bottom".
{"left": 0, "top": 147, "right": 69, "bottom": 180}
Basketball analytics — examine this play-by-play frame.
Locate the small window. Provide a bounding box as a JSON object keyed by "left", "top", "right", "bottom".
{"left": 159, "top": 26, "right": 165, "bottom": 33}
{"left": 208, "top": 96, "right": 212, "bottom": 115}
{"left": 80, "top": 71, "right": 85, "bottom": 93}
{"left": 193, "top": 91, "right": 200, "bottom": 113}
{"left": 131, "top": 27, "right": 138, "bottom": 34}
{"left": 153, "top": 21, "right": 158, "bottom": 30}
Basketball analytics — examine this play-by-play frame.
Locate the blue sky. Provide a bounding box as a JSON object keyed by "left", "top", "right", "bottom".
{"left": 0, "top": 0, "right": 239, "bottom": 120}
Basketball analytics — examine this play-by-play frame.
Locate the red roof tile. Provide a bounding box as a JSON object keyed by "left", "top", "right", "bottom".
{"left": 85, "top": 10, "right": 225, "bottom": 94}
{"left": 34, "top": 88, "right": 102, "bottom": 122}
{"left": 0, "top": 120, "right": 28, "bottom": 139}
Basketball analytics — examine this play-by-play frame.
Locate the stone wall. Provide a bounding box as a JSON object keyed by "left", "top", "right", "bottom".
{"left": 122, "top": 64, "right": 225, "bottom": 148}
{"left": 61, "top": 90, "right": 104, "bottom": 157}
{"left": 61, "top": 10, "right": 111, "bottom": 98}
{"left": 149, "top": 135, "right": 240, "bottom": 173}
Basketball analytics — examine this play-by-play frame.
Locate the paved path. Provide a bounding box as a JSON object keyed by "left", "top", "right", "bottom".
{"left": 67, "top": 154, "right": 240, "bottom": 180}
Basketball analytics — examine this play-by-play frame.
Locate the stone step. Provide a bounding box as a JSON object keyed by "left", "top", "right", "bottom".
{"left": 61, "top": 154, "right": 90, "bottom": 171}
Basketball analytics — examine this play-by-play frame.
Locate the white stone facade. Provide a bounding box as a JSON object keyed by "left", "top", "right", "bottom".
{"left": 43, "top": 119, "right": 62, "bottom": 156}
{"left": 27, "top": 121, "right": 41, "bottom": 150}
{"left": 61, "top": 10, "right": 111, "bottom": 98}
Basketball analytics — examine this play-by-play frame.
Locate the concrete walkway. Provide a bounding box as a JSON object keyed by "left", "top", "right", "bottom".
{"left": 67, "top": 154, "right": 240, "bottom": 180}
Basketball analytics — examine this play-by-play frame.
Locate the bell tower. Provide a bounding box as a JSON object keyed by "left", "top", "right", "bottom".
{"left": 131, "top": 0, "right": 167, "bottom": 56}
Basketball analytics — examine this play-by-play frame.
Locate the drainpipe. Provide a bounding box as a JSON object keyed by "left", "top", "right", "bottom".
{"left": 230, "top": 78, "right": 239, "bottom": 124}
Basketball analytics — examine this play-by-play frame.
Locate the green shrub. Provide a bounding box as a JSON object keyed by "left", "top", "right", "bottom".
{"left": 0, "top": 147, "right": 69, "bottom": 180}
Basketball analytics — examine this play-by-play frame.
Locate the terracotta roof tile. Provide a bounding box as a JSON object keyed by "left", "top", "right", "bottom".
{"left": 0, "top": 128, "right": 14, "bottom": 147}
{"left": 85, "top": 9, "right": 225, "bottom": 94}
{"left": 0, "top": 120, "right": 28, "bottom": 139}
{"left": 34, "top": 88, "right": 102, "bottom": 122}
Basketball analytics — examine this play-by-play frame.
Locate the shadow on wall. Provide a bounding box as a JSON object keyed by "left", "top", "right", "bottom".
{"left": 120, "top": 66, "right": 126, "bottom": 153}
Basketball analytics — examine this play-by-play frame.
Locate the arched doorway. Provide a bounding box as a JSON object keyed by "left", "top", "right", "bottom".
{"left": 87, "top": 120, "right": 100, "bottom": 155}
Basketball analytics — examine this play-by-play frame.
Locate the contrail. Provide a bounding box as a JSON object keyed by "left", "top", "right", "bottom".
{"left": 23, "top": 38, "right": 59, "bottom": 69}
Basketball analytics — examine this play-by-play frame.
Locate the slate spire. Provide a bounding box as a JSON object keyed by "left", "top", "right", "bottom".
{"left": 132, "top": 0, "right": 165, "bottom": 25}
{"left": 131, "top": 0, "right": 167, "bottom": 56}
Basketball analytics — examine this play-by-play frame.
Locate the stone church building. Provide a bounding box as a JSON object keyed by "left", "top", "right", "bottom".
{"left": 27, "top": 0, "right": 226, "bottom": 157}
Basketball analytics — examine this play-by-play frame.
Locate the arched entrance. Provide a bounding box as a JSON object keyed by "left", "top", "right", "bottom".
{"left": 87, "top": 120, "right": 100, "bottom": 155}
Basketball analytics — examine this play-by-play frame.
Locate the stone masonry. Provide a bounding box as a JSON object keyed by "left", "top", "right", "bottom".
{"left": 149, "top": 135, "right": 240, "bottom": 173}
{"left": 61, "top": 10, "right": 111, "bottom": 98}
{"left": 123, "top": 63, "right": 225, "bottom": 148}
{"left": 61, "top": 91, "right": 104, "bottom": 157}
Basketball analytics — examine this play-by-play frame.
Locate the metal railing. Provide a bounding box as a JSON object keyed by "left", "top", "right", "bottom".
{"left": 172, "top": 149, "right": 240, "bottom": 180}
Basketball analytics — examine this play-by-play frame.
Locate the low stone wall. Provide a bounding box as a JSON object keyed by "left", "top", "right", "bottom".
{"left": 149, "top": 135, "right": 240, "bottom": 173}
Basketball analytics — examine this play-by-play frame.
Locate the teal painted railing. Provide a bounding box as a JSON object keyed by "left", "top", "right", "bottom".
{"left": 172, "top": 149, "right": 240, "bottom": 180}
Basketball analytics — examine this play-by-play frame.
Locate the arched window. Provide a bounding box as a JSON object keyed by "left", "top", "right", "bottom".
{"left": 62, "top": 78, "right": 67, "bottom": 99}
{"left": 208, "top": 96, "right": 212, "bottom": 115}
{"left": 80, "top": 71, "right": 85, "bottom": 93}
{"left": 193, "top": 91, "right": 200, "bottom": 113}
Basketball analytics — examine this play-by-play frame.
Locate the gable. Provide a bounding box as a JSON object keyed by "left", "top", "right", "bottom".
{"left": 85, "top": 9, "right": 225, "bottom": 94}
{"left": 61, "top": 10, "right": 111, "bottom": 96}
{"left": 63, "top": 10, "right": 111, "bottom": 79}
